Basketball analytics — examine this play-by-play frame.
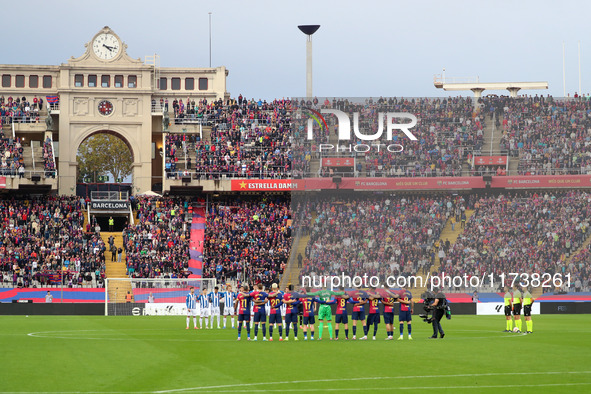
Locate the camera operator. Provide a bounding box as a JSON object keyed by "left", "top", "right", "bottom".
{"left": 429, "top": 287, "right": 446, "bottom": 339}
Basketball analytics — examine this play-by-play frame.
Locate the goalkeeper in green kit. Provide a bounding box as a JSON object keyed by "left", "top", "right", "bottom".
{"left": 305, "top": 287, "right": 346, "bottom": 340}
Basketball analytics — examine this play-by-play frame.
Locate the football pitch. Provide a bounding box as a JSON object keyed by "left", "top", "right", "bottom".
{"left": 1, "top": 315, "right": 590, "bottom": 393}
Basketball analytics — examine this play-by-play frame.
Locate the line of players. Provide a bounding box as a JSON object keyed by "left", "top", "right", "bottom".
{"left": 217, "top": 283, "right": 415, "bottom": 341}
{"left": 184, "top": 286, "right": 232, "bottom": 330}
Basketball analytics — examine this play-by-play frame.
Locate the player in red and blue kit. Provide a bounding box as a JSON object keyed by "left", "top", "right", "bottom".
{"left": 366, "top": 295, "right": 381, "bottom": 340}
{"left": 234, "top": 285, "right": 252, "bottom": 341}
{"left": 334, "top": 289, "right": 350, "bottom": 340}
{"left": 349, "top": 296, "right": 367, "bottom": 340}
{"left": 302, "top": 294, "right": 318, "bottom": 340}
{"left": 381, "top": 295, "right": 396, "bottom": 340}
{"left": 398, "top": 290, "right": 413, "bottom": 340}
{"left": 267, "top": 283, "right": 284, "bottom": 341}
{"left": 283, "top": 285, "right": 300, "bottom": 341}
{"left": 250, "top": 283, "right": 269, "bottom": 341}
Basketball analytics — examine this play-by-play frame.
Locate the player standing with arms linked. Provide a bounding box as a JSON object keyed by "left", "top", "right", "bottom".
{"left": 185, "top": 287, "right": 198, "bottom": 330}
{"left": 334, "top": 288, "right": 350, "bottom": 340}
{"left": 398, "top": 290, "right": 413, "bottom": 340}
{"left": 350, "top": 294, "right": 367, "bottom": 340}
{"left": 250, "top": 283, "right": 269, "bottom": 341}
{"left": 366, "top": 294, "right": 381, "bottom": 340}
{"left": 307, "top": 287, "right": 346, "bottom": 340}
{"left": 209, "top": 286, "right": 222, "bottom": 329}
{"left": 301, "top": 293, "right": 318, "bottom": 340}
{"left": 221, "top": 284, "right": 236, "bottom": 329}
{"left": 381, "top": 294, "right": 396, "bottom": 340}
{"left": 283, "top": 285, "right": 300, "bottom": 341}
{"left": 267, "top": 283, "right": 284, "bottom": 341}
{"left": 235, "top": 285, "right": 252, "bottom": 341}
{"left": 198, "top": 288, "right": 210, "bottom": 329}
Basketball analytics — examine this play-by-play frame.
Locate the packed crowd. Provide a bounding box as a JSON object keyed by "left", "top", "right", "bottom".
{"left": 308, "top": 97, "right": 483, "bottom": 178}
{"left": 164, "top": 96, "right": 488, "bottom": 180}
{"left": 438, "top": 191, "right": 591, "bottom": 291}
{"left": 0, "top": 96, "right": 44, "bottom": 126}
{"left": 495, "top": 96, "right": 591, "bottom": 175}
{"left": 0, "top": 136, "right": 24, "bottom": 177}
{"left": 122, "top": 195, "right": 291, "bottom": 287}
{"left": 203, "top": 196, "right": 291, "bottom": 286}
{"left": 123, "top": 197, "right": 191, "bottom": 279}
{"left": 164, "top": 97, "right": 293, "bottom": 180}
{"left": 159, "top": 94, "right": 591, "bottom": 180}
{"left": 567, "top": 242, "right": 591, "bottom": 292}
{"left": 299, "top": 194, "right": 465, "bottom": 283}
{"left": 0, "top": 197, "right": 106, "bottom": 288}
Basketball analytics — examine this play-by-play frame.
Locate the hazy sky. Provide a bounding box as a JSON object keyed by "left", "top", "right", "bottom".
{"left": 3, "top": 0, "right": 590, "bottom": 99}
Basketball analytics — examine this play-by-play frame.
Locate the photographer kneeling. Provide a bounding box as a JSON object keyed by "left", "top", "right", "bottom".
{"left": 429, "top": 288, "right": 446, "bottom": 339}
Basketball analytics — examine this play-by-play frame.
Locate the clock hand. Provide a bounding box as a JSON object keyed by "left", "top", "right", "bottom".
{"left": 103, "top": 44, "right": 113, "bottom": 51}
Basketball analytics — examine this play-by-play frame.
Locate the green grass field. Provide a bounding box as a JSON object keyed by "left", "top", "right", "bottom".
{"left": 1, "top": 315, "right": 590, "bottom": 393}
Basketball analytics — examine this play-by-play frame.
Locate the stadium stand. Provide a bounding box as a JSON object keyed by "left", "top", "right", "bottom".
{"left": 437, "top": 191, "right": 591, "bottom": 292}
{"left": 3, "top": 95, "right": 591, "bottom": 296}
{"left": 496, "top": 96, "right": 591, "bottom": 175}
{"left": 123, "top": 197, "right": 190, "bottom": 279}
{"left": 0, "top": 197, "right": 105, "bottom": 288}
{"left": 298, "top": 194, "right": 466, "bottom": 282}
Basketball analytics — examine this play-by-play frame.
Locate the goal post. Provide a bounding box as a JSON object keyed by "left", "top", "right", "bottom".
{"left": 105, "top": 277, "right": 217, "bottom": 316}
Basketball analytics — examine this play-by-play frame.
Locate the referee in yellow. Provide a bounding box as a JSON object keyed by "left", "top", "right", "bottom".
{"left": 523, "top": 288, "right": 534, "bottom": 334}
{"left": 503, "top": 287, "right": 513, "bottom": 332}
{"left": 512, "top": 285, "right": 523, "bottom": 333}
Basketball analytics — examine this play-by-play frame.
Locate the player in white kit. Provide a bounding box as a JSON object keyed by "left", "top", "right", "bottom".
{"left": 209, "top": 286, "right": 222, "bottom": 329}
{"left": 185, "top": 287, "right": 198, "bottom": 330}
{"left": 198, "top": 288, "right": 210, "bottom": 329}
{"left": 221, "top": 284, "right": 236, "bottom": 329}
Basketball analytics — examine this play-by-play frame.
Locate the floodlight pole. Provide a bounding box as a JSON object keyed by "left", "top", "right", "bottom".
{"left": 298, "top": 25, "right": 320, "bottom": 98}
{"left": 209, "top": 12, "right": 212, "bottom": 68}
{"left": 306, "top": 35, "right": 313, "bottom": 98}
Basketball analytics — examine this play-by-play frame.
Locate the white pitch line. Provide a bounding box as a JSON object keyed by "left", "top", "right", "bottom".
{"left": 2, "top": 372, "right": 590, "bottom": 394}
{"left": 168, "top": 382, "right": 591, "bottom": 393}
{"left": 153, "top": 371, "right": 591, "bottom": 393}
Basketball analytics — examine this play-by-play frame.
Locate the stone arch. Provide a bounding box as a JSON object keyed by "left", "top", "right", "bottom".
{"left": 73, "top": 126, "right": 140, "bottom": 164}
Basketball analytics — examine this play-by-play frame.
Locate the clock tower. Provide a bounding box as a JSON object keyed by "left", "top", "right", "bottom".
{"left": 0, "top": 26, "right": 229, "bottom": 194}
{"left": 57, "top": 26, "right": 155, "bottom": 196}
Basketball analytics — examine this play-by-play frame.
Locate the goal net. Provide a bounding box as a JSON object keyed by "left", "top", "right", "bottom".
{"left": 105, "top": 278, "right": 217, "bottom": 316}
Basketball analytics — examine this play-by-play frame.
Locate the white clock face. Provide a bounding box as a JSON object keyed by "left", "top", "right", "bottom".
{"left": 92, "top": 33, "right": 120, "bottom": 61}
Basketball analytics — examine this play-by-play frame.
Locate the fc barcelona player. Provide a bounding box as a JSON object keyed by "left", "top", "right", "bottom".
{"left": 366, "top": 294, "right": 381, "bottom": 340}
{"left": 283, "top": 285, "right": 300, "bottom": 341}
{"left": 267, "top": 283, "right": 284, "bottom": 341}
{"left": 398, "top": 290, "right": 413, "bottom": 340}
{"left": 334, "top": 288, "right": 350, "bottom": 340}
{"left": 381, "top": 294, "right": 396, "bottom": 340}
{"left": 234, "top": 285, "right": 252, "bottom": 341}
{"left": 349, "top": 294, "right": 367, "bottom": 340}
{"left": 301, "top": 293, "right": 318, "bottom": 340}
{"left": 250, "top": 283, "right": 269, "bottom": 341}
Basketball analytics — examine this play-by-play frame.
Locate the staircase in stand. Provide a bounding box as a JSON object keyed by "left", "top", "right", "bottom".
{"left": 280, "top": 213, "right": 316, "bottom": 290}
{"left": 102, "top": 231, "right": 130, "bottom": 303}
{"left": 410, "top": 210, "right": 475, "bottom": 300}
